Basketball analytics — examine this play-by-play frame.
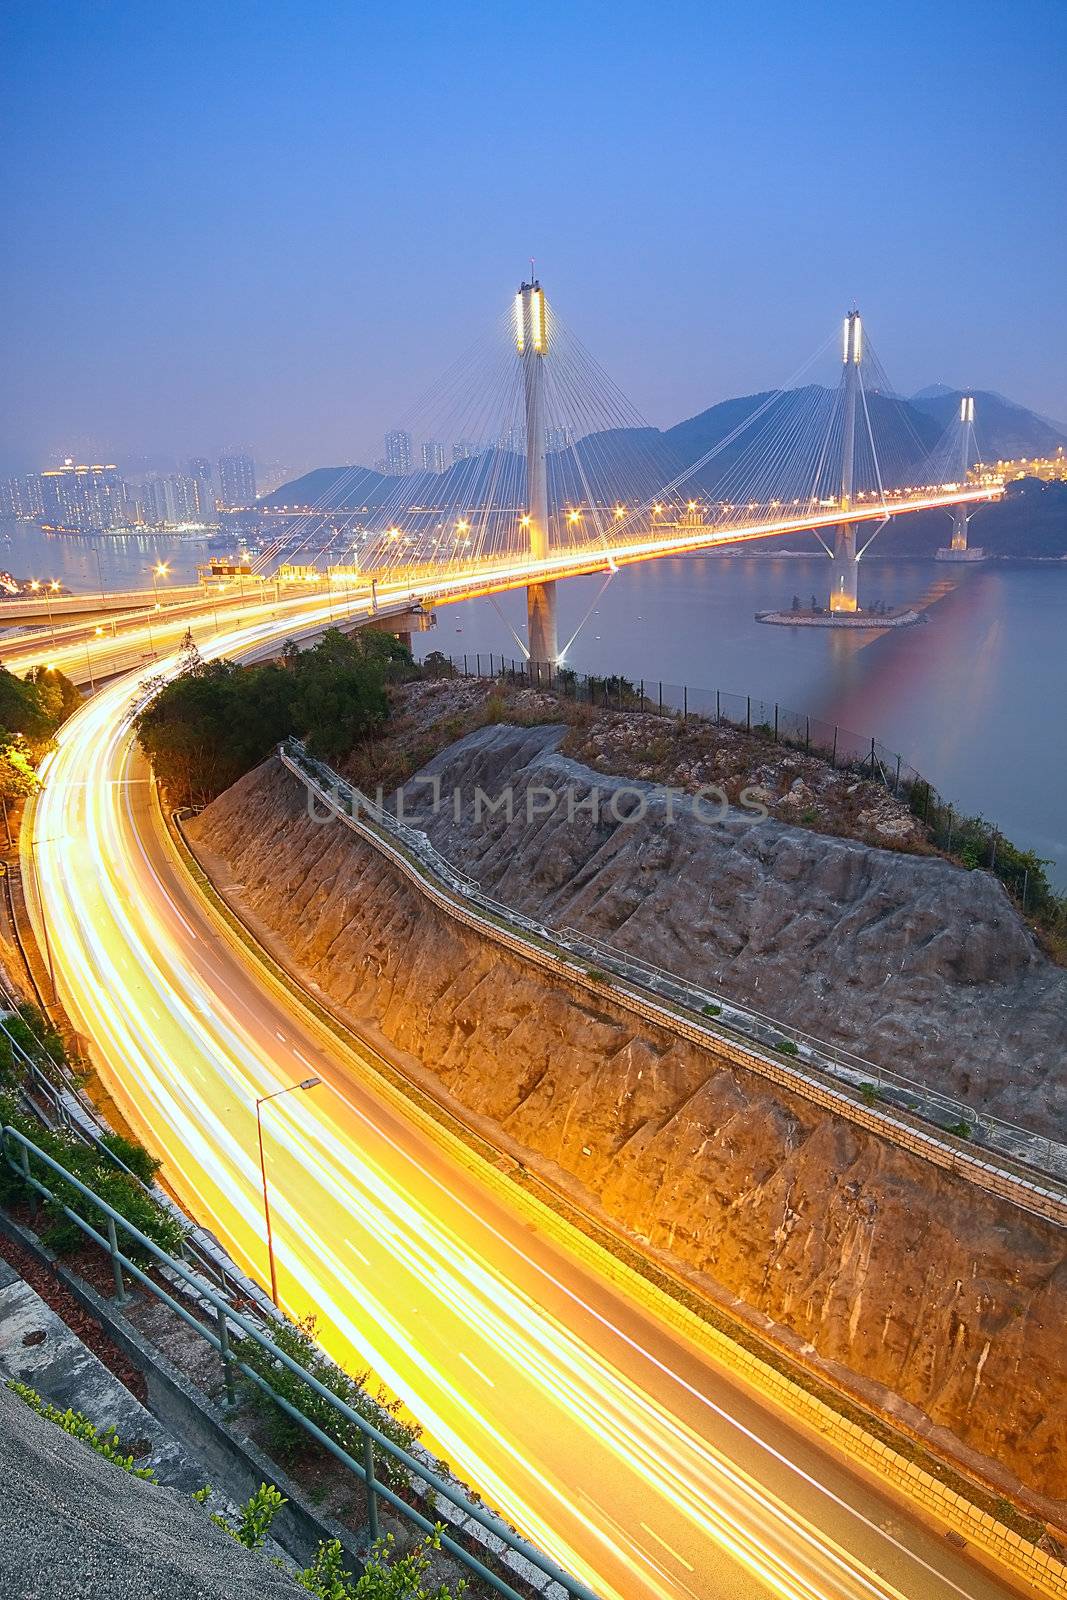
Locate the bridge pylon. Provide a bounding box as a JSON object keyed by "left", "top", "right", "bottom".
{"left": 516, "top": 279, "right": 558, "bottom": 672}
{"left": 937, "top": 396, "right": 986, "bottom": 562}
{"left": 829, "top": 309, "right": 862, "bottom": 613}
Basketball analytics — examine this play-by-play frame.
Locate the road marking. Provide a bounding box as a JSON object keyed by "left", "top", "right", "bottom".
{"left": 343, "top": 1239, "right": 371, "bottom": 1268}
{"left": 457, "top": 1351, "right": 495, "bottom": 1388}
{"left": 640, "top": 1521, "right": 694, "bottom": 1572}
{"left": 275, "top": 1029, "right": 287, "bottom": 1043}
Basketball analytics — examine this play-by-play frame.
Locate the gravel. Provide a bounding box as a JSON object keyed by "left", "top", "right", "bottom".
{"left": 0, "top": 1383, "right": 304, "bottom": 1599}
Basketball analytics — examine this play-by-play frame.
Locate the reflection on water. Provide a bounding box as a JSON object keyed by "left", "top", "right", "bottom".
{"left": 0, "top": 519, "right": 215, "bottom": 591}
{"left": 416, "top": 554, "right": 1067, "bottom": 887}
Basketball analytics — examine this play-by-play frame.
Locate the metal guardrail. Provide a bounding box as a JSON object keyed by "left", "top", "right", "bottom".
{"left": 1, "top": 1124, "right": 599, "bottom": 1600}
{"left": 283, "top": 743, "right": 1067, "bottom": 1190}
{"left": 0, "top": 969, "right": 262, "bottom": 1310}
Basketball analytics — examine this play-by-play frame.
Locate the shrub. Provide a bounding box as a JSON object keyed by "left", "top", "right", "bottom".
{"left": 6, "top": 1380, "right": 156, "bottom": 1479}
{"left": 700, "top": 1002, "right": 722, "bottom": 1018}
{"left": 0, "top": 1097, "right": 184, "bottom": 1261}
{"left": 346, "top": 1532, "right": 466, "bottom": 1600}
{"left": 237, "top": 1313, "right": 418, "bottom": 1485}
{"left": 775, "top": 1039, "right": 799, "bottom": 1057}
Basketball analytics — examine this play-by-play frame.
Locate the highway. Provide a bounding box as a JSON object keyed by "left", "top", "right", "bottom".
{"left": 25, "top": 600, "right": 1031, "bottom": 1600}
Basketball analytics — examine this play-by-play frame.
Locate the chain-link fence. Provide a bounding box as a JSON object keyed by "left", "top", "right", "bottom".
{"left": 423, "top": 649, "right": 1065, "bottom": 938}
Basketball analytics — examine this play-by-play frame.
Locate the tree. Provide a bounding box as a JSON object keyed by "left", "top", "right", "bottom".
{"left": 135, "top": 626, "right": 402, "bottom": 802}
{"left": 0, "top": 738, "right": 39, "bottom": 800}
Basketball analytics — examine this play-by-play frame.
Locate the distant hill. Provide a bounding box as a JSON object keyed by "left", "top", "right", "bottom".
{"left": 910, "top": 389, "right": 1067, "bottom": 462}
{"left": 876, "top": 477, "right": 1067, "bottom": 558}
{"left": 263, "top": 385, "right": 1065, "bottom": 513}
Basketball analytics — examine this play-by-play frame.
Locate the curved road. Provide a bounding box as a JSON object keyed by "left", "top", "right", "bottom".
{"left": 26, "top": 604, "right": 1031, "bottom": 1600}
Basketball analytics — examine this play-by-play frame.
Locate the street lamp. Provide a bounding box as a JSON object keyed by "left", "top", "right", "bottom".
{"left": 255, "top": 1076, "right": 321, "bottom": 1306}
{"left": 30, "top": 580, "right": 60, "bottom": 648}
{"left": 143, "top": 562, "right": 169, "bottom": 654}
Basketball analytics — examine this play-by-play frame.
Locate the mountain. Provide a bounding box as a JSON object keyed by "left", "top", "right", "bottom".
{"left": 910, "top": 388, "right": 1067, "bottom": 461}
{"left": 263, "top": 386, "right": 1064, "bottom": 512}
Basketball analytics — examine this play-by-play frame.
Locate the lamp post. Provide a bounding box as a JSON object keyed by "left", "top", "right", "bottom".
{"left": 144, "top": 562, "right": 168, "bottom": 655}
{"left": 255, "top": 1076, "right": 321, "bottom": 1306}
{"left": 29, "top": 580, "right": 59, "bottom": 649}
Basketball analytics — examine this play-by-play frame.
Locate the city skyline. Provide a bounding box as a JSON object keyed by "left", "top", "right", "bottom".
{"left": 1, "top": 0, "right": 1063, "bottom": 475}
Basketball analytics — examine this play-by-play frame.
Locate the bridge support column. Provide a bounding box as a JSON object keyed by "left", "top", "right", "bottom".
{"left": 937, "top": 398, "right": 986, "bottom": 562}
{"left": 829, "top": 523, "right": 859, "bottom": 612}
{"left": 829, "top": 309, "right": 862, "bottom": 614}
{"left": 517, "top": 279, "right": 558, "bottom": 674}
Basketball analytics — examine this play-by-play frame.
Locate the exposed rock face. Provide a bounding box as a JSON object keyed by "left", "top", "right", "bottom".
{"left": 396, "top": 723, "right": 1066, "bottom": 1139}
{"left": 189, "top": 749, "right": 1067, "bottom": 1510}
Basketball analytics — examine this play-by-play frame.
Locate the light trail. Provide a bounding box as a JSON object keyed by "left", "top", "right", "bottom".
{"left": 24, "top": 597, "right": 1027, "bottom": 1600}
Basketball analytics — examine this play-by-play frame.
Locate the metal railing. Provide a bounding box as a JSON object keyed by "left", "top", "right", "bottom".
{"left": 0, "top": 976, "right": 265, "bottom": 1310}
{"left": 1, "top": 1124, "right": 598, "bottom": 1600}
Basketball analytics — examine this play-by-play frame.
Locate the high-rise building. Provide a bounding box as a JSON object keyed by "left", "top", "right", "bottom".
{"left": 39, "top": 461, "right": 126, "bottom": 530}
{"left": 0, "top": 475, "right": 43, "bottom": 519}
{"left": 421, "top": 440, "right": 446, "bottom": 474}
{"left": 217, "top": 452, "right": 257, "bottom": 509}
{"left": 385, "top": 430, "right": 412, "bottom": 477}
{"left": 185, "top": 456, "right": 217, "bottom": 518}
{"left": 546, "top": 425, "right": 572, "bottom": 454}
{"left": 452, "top": 439, "right": 480, "bottom": 462}
{"left": 140, "top": 475, "right": 202, "bottom": 526}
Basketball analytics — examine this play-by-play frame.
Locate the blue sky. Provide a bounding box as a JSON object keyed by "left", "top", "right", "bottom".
{"left": 1, "top": 0, "right": 1063, "bottom": 472}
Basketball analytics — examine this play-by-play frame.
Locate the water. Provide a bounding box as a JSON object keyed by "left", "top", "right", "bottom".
{"left": 413, "top": 554, "right": 1067, "bottom": 887}
{"left": 0, "top": 518, "right": 216, "bottom": 591}
{"left": 2, "top": 518, "right": 1063, "bottom": 884}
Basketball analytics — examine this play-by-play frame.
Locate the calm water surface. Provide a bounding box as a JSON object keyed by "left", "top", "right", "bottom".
{"left": 2, "top": 520, "right": 1063, "bottom": 884}
{"left": 416, "top": 554, "right": 1067, "bottom": 887}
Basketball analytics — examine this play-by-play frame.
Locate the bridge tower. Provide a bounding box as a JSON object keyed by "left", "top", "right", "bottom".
{"left": 829, "top": 309, "right": 862, "bottom": 612}
{"left": 936, "top": 396, "right": 985, "bottom": 562}
{"left": 516, "top": 279, "right": 558, "bottom": 671}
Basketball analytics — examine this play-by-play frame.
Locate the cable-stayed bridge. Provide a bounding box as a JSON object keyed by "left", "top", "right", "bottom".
{"left": 255, "top": 283, "right": 1001, "bottom": 665}
{"left": 3, "top": 283, "right": 1001, "bottom": 675}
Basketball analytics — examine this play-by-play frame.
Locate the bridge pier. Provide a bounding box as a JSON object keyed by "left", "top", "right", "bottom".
{"left": 829, "top": 523, "right": 859, "bottom": 613}
{"left": 937, "top": 397, "right": 986, "bottom": 563}
{"left": 517, "top": 279, "right": 559, "bottom": 672}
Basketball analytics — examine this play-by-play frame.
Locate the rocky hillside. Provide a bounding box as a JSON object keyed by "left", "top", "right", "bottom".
{"left": 189, "top": 752, "right": 1067, "bottom": 1513}
{"left": 396, "top": 721, "right": 1065, "bottom": 1139}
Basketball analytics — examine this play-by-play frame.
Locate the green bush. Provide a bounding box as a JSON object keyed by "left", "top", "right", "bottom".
{"left": 700, "top": 1002, "right": 722, "bottom": 1018}
{"left": 775, "top": 1039, "right": 799, "bottom": 1057}
{"left": 237, "top": 1313, "right": 419, "bottom": 1485}
{"left": 0, "top": 1002, "right": 68, "bottom": 1090}
{"left": 0, "top": 1096, "right": 184, "bottom": 1261}
{"left": 6, "top": 1380, "right": 156, "bottom": 1479}
{"left": 344, "top": 1532, "right": 466, "bottom": 1599}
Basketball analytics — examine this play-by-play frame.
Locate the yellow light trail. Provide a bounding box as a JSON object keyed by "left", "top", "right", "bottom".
{"left": 24, "top": 596, "right": 1023, "bottom": 1600}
